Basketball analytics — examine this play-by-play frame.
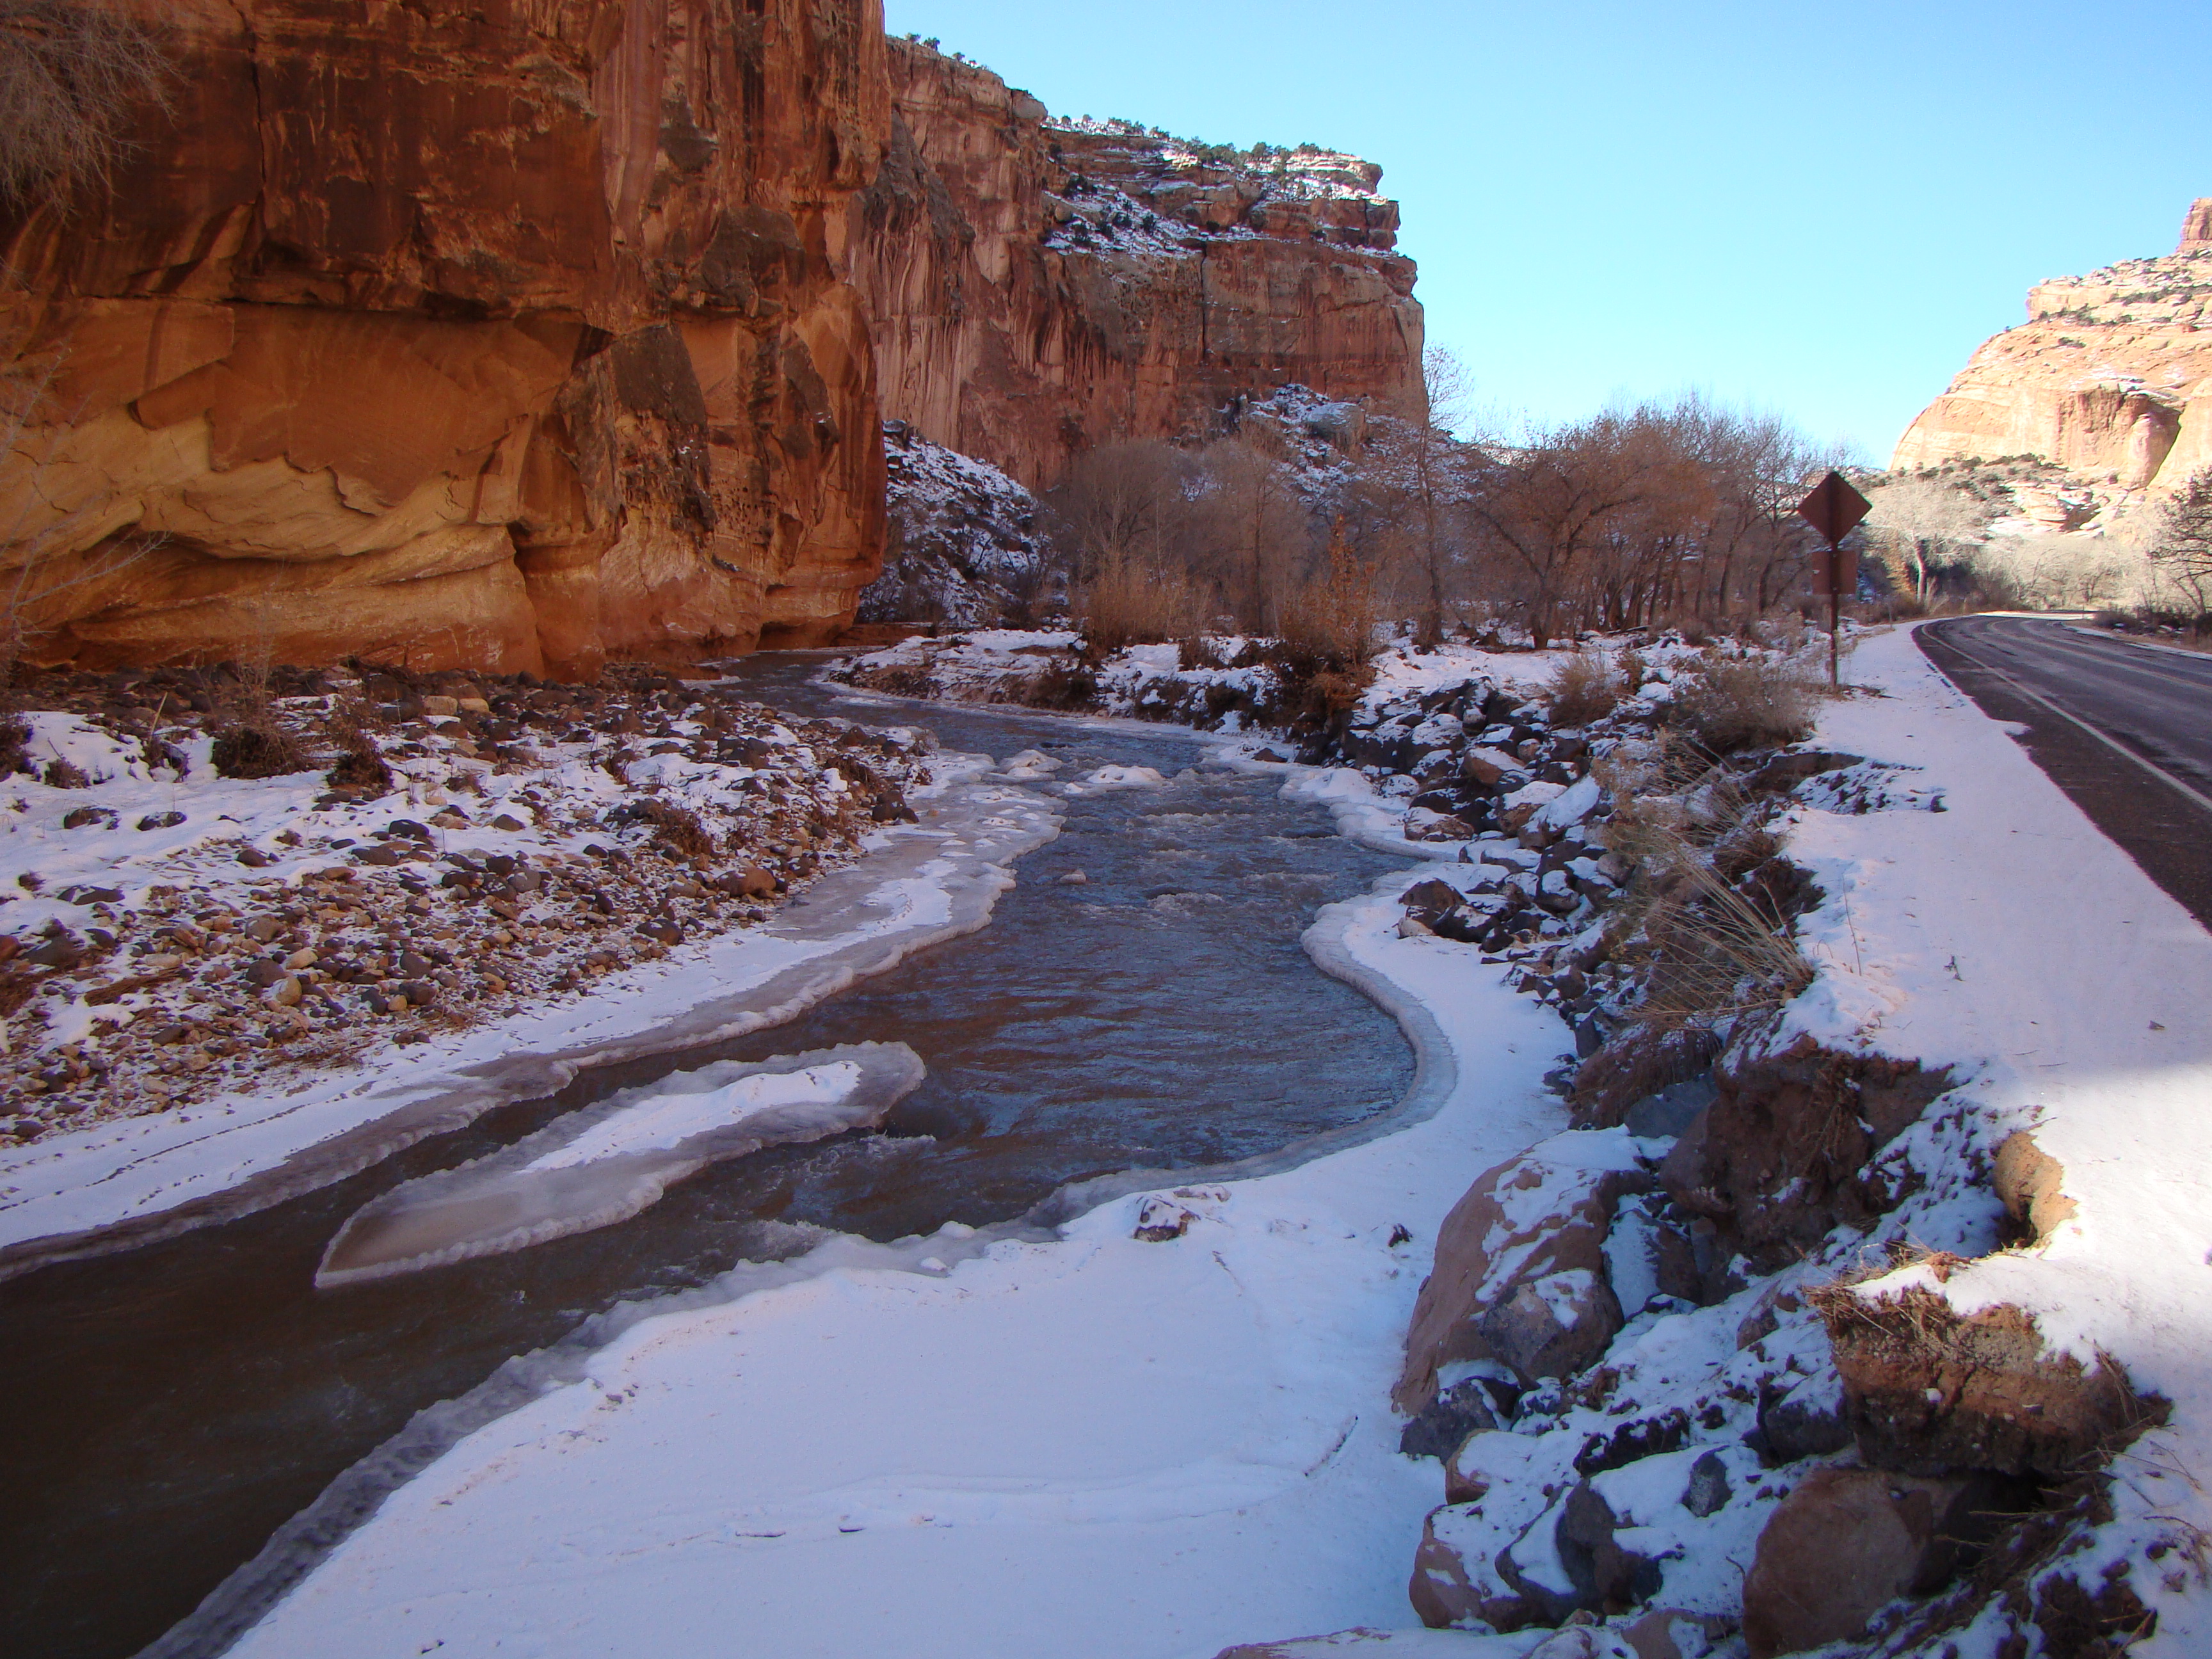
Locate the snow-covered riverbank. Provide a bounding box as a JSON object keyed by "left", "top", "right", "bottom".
{"left": 205, "top": 621, "right": 2212, "bottom": 1659}
{"left": 221, "top": 840, "right": 1576, "bottom": 1659}
{"left": 0, "top": 763, "right": 1060, "bottom": 1276}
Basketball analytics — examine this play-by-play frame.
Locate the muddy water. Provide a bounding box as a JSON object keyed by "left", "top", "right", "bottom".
{"left": 0, "top": 658, "right": 1413, "bottom": 1659}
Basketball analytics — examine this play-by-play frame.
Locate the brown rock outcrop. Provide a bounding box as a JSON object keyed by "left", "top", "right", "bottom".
{"left": 3, "top": 0, "right": 893, "bottom": 677}
{"left": 1893, "top": 199, "right": 2212, "bottom": 496}
{"left": 1658, "top": 1029, "right": 1950, "bottom": 1272}
{"left": 853, "top": 40, "right": 1425, "bottom": 490}
{"left": 1816, "top": 1281, "right": 2151, "bottom": 1479}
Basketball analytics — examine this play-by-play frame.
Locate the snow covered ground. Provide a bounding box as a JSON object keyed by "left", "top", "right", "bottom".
{"left": 104, "top": 621, "right": 2212, "bottom": 1655}
{"left": 0, "top": 763, "right": 1059, "bottom": 1273}
{"left": 221, "top": 826, "right": 1579, "bottom": 1659}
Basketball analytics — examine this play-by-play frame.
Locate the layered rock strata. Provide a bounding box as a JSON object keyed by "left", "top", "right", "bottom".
{"left": 3, "top": 0, "right": 893, "bottom": 677}
{"left": 3, "top": 16, "right": 1423, "bottom": 675}
{"left": 853, "top": 41, "right": 1425, "bottom": 490}
{"left": 1893, "top": 198, "right": 2212, "bottom": 495}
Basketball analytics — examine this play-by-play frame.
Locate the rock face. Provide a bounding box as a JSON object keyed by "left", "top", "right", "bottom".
{"left": 3, "top": 0, "right": 896, "bottom": 678}
{"left": 1893, "top": 199, "right": 2212, "bottom": 496}
{"left": 852, "top": 41, "right": 1425, "bottom": 490}
{"left": 3, "top": 20, "right": 1423, "bottom": 675}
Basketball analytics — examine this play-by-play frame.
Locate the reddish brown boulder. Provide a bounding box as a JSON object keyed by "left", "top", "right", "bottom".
{"left": 1395, "top": 1131, "right": 1650, "bottom": 1411}
{"left": 1741, "top": 1467, "right": 1992, "bottom": 1656}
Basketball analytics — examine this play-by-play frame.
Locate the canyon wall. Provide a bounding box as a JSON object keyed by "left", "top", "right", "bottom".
{"left": 2, "top": 0, "right": 891, "bottom": 677}
{"left": 852, "top": 40, "right": 1425, "bottom": 491}
{"left": 1, "top": 13, "right": 1425, "bottom": 676}
{"left": 1892, "top": 200, "right": 2212, "bottom": 497}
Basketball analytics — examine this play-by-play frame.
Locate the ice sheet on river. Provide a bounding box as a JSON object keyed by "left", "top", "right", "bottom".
{"left": 316, "top": 1043, "right": 925, "bottom": 1287}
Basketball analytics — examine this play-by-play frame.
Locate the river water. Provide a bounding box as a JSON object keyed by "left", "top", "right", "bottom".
{"left": 1, "top": 657, "right": 1415, "bottom": 1659}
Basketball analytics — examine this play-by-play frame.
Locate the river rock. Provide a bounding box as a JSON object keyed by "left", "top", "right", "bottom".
{"left": 1396, "top": 1129, "right": 1652, "bottom": 1410}
{"left": 1398, "top": 1375, "right": 1500, "bottom": 1461}
{"left": 1740, "top": 1468, "right": 1994, "bottom": 1657}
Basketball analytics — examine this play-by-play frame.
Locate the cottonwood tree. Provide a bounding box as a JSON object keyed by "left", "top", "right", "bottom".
{"left": 1864, "top": 474, "right": 1989, "bottom": 607}
{"left": 2151, "top": 467, "right": 2212, "bottom": 632}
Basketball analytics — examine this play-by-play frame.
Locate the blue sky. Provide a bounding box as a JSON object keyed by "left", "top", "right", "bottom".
{"left": 880, "top": 0, "right": 2209, "bottom": 462}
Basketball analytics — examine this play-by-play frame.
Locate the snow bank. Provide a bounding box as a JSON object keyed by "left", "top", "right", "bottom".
{"left": 0, "top": 773, "right": 1059, "bottom": 1276}
{"left": 222, "top": 856, "right": 1578, "bottom": 1659}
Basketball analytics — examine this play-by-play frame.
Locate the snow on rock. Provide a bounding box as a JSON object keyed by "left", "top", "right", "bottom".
{"left": 0, "top": 666, "right": 941, "bottom": 1150}
{"left": 857, "top": 425, "right": 1052, "bottom": 628}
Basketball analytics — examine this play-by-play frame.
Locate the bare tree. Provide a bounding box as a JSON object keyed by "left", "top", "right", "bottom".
{"left": 1864, "top": 474, "right": 1990, "bottom": 608}
{"left": 0, "top": 0, "right": 172, "bottom": 210}
{"left": 2151, "top": 467, "right": 2212, "bottom": 634}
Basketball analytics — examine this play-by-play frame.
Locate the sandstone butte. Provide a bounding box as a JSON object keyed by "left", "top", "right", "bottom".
{"left": 0, "top": 5, "right": 1424, "bottom": 679}
{"left": 1892, "top": 197, "right": 2212, "bottom": 498}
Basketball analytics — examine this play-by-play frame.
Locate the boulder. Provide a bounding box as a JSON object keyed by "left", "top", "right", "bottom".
{"left": 1399, "top": 1376, "right": 1500, "bottom": 1461}
{"left": 1479, "top": 1270, "right": 1624, "bottom": 1386}
{"left": 1740, "top": 1468, "right": 1996, "bottom": 1657}
{"left": 1395, "top": 1130, "right": 1652, "bottom": 1411}
{"left": 1655, "top": 1025, "right": 1952, "bottom": 1269}
{"left": 1758, "top": 1370, "right": 1851, "bottom": 1464}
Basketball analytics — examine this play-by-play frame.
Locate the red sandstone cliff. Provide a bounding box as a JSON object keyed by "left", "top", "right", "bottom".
{"left": 0, "top": 14, "right": 1423, "bottom": 677}
{"left": 1893, "top": 199, "right": 2212, "bottom": 497}
{"left": 3, "top": 0, "right": 891, "bottom": 677}
{"left": 854, "top": 41, "right": 1425, "bottom": 490}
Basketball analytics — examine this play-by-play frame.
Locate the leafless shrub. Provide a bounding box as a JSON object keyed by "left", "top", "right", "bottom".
{"left": 1073, "top": 552, "right": 1206, "bottom": 652}
{"left": 1669, "top": 650, "right": 1816, "bottom": 753}
{"left": 322, "top": 700, "right": 393, "bottom": 792}
{"left": 211, "top": 723, "right": 309, "bottom": 780}
{"left": 1017, "top": 662, "right": 1096, "bottom": 710}
{"left": 1544, "top": 645, "right": 1624, "bottom": 726}
{"left": 613, "top": 797, "right": 716, "bottom": 863}
{"left": 0, "top": 0, "right": 173, "bottom": 209}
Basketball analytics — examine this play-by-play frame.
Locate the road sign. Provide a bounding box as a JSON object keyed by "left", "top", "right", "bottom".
{"left": 1795, "top": 470, "right": 1870, "bottom": 688}
{"left": 1796, "top": 470, "right": 1871, "bottom": 545}
{"left": 1815, "top": 542, "right": 1861, "bottom": 599}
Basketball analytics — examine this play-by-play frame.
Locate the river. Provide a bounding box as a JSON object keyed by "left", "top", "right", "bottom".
{"left": 1, "top": 656, "right": 1416, "bottom": 1659}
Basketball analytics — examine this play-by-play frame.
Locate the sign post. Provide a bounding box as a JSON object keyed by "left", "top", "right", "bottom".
{"left": 1795, "top": 470, "right": 1871, "bottom": 687}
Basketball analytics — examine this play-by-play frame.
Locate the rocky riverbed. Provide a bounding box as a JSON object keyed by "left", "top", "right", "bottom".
{"left": 0, "top": 662, "right": 931, "bottom": 1139}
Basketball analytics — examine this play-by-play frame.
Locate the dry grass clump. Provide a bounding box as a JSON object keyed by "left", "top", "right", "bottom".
{"left": 1074, "top": 554, "right": 1206, "bottom": 653}
{"left": 1669, "top": 650, "right": 1816, "bottom": 753}
{"left": 210, "top": 722, "right": 309, "bottom": 780}
{"left": 611, "top": 796, "right": 716, "bottom": 863}
{"left": 0, "top": 0, "right": 172, "bottom": 208}
{"left": 1544, "top": 645, "right": 1625, "bottom": 727}
{"left": 1596, "top": 732, "right": 1813, "bottom": 1034}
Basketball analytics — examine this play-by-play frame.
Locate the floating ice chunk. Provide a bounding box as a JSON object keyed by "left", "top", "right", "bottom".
{"left": 525, "top": 1063, "right": 865, "bottom": 1171}
{"left": 1070, "top": 764, "right": 1167, "bottom": 792}
{"left": 996, "top": 748, "right": 1063, "bottom": 779}
{"left": 316, "top": 1043, "right": 925, "bottom": 1288}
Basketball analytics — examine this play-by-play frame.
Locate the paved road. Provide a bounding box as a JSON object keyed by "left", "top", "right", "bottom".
{"left": 1918, "top": 616, "right": 2212, "bottom": 929}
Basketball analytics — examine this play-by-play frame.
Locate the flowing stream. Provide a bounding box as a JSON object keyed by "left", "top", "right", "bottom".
{"left": 1, "top": 657, "right": 1416, "bottom": 1659}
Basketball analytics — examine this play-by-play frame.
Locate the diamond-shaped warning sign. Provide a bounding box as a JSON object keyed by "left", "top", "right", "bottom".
{"left": 1796, "top": 470, "right": 1871, "bottom": 544}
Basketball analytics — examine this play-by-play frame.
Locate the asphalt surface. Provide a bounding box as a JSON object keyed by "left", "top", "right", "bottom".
{"left": 1918, "top": 616, "right": 2212, "bottom": 931}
